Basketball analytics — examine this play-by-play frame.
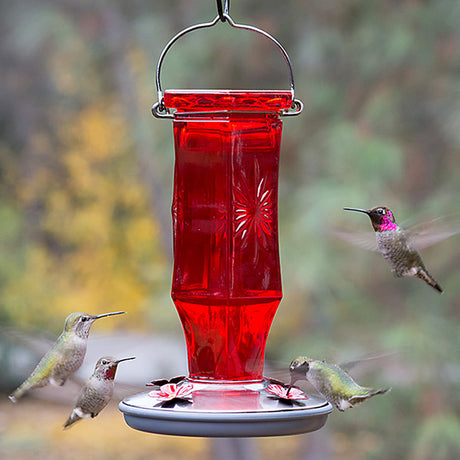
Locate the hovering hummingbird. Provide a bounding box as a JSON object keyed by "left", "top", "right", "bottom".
{"left": 9, "top": 311, "right": 125, "bottom": 402}
{"left": 289, "top": 356, "right": 390, "bottom": 411}
{"left": 343, "top": 206, "right": 446, "bottom": 292}
{"left": 64, "top": 356, "right": 135, "bottom": 429}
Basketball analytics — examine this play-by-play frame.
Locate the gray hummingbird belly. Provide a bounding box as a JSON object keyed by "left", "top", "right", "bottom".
{"left": 376, "top": 232, "right": 423, "bottom": 276}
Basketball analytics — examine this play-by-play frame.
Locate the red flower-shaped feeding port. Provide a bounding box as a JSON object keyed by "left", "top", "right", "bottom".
{"left": 266, "top": 384, "right": 309, "bottom": 402}
{"left": 148, "top": 383, "right": 194, "bottom": 407}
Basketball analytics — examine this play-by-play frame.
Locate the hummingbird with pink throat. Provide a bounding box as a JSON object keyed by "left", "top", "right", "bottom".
{"left": 343, "top": 206, "right": 443, "bottom": 292}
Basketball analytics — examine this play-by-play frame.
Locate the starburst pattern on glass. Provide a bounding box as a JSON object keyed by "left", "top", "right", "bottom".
{"left": 234, "top": 162, "right": 274, "bottom": 251}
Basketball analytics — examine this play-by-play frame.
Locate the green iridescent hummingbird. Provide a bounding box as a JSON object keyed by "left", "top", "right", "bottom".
{"left": 64, "top": 356, "right": 135, "bottom": 429}
{"left": 8, "top": 311, "right": 125, "bottom": 402}
{"left": 289, "top": 356, "right": 390, "bottom": 411}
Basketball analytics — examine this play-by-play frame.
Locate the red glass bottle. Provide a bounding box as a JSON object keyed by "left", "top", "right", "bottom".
{"left": 167, "top": 90, "right": 293, "bottom": 382}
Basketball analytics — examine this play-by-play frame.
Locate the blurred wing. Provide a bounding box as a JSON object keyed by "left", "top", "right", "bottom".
{"left": 264, "top": 360, "right": 291, "bottom": 385}
{"left": 406, "top": 215, "right": 460, "bottom": 249}
{"left": 411, "top": 229, "right": 458, "bottom": 249}
{"left": 0, "top": 324, "right": 55, "bottom": 355}
{"left": 264, "top": 359, "right": 317, "bottom": 393}
{"left": 329, "top": 230, "right": 379, "bottom": 252}
{"left": 340, "top": 351, "right": 398, "bottom": 374}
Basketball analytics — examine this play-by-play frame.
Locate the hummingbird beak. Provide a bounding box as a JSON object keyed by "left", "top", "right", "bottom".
{"left": 95, "top": 311, "right": 126, "bottom": 319}
{"left": 115, "top": 357, "right": 136, "bottom": 364}
{"left": 343, "top": 207, "right": 370, "bottom": 215}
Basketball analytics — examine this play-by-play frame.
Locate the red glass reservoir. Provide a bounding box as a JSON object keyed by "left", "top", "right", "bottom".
{"left": 167, "top": 90, "right": 292, "bottom": 382}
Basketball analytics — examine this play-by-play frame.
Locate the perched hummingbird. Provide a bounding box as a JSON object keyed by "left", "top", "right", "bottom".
{"left": 343, "top": 206, "right": 444, "bottom": 292}
{"left": 9, "top": 311, "right": 125, "bottom": 402}
{"left": 64, "top": 356, "right": 135, "bottom": 429}
{"left": 289, "top": 356, "right": 390, "bottom": 411}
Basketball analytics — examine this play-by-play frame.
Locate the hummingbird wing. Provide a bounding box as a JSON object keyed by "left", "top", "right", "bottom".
{"left": 329, "top": 230, "right": 379, "bottom": 252}
{"left": 408, "top": 223, "right": 459, "bottom": 249}
{"left": 263, "top": 359, "right": 318, "bottom": 392}
{"left": 340, "top": 351, "right": 398, "bottom": 374}
{"left": 402, "top": 214, "right": 460, "bottom": 249}
{"left": 0, "top": 324, "right": 56, "bottom": 357}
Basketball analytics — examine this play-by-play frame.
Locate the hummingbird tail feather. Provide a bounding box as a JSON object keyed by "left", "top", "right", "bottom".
{"left": 349, "top": 387, "right": 391, "bottom": 405}
{"left": 372, "top": 387, "right": 391, "bottom": 396}
{"left": 415, "top": 269, "right": 443, "bottom": 293}
{"left": 9, "top": 381, "right": 32, "bottom": 402}
{"left": 8, "top": 372, "right": 49, "bottom": 402}
{"left": 63, "top": 407, "right": 91, "bottom": 429}
{"left": 9, "top": 382, "right": 29, "bottom": 402}
{"left": 63, "top": 410, "right": 82, "bottom": 429}
{"left": 63, "top": 416, "right": 78, "bottom": 429}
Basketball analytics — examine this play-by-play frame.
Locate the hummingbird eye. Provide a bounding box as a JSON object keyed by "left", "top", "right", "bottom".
{"left": 81, "top": 316, "right": 88, "bottom": 322}
{"left": 377, "top": 208, "right": 385, "bottom": 215}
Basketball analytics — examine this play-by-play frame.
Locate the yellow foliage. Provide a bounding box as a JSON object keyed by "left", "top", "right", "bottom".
{"left": 67, "top": 104, "right": 127, "bottom": 162}
{"left": 3, "top": 247, "right": 62, "bottom": 326}
{"left": 6, "top": 98, "right": 170, "bottom": 332}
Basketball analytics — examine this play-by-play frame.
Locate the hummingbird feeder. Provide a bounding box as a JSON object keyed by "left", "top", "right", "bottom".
{"left": 119, "top": 1, "right": 332, "bottom": 437}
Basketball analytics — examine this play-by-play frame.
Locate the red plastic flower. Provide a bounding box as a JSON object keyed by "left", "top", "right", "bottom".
{"left": 266, "top": 384, "right": 308, "bottom": 400}
{"left": 148, "top": 383, "right": 194, "bottom": 402}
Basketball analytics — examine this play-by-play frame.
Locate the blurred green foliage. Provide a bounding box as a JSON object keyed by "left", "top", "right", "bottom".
{"left": 0, "top": 0, "right": 459, "bottom": 458}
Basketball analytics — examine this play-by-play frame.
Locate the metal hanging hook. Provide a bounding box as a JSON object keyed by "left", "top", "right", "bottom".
{"left": 216, "top": 0, "right": 230, "bottom": 22}
{"left": 152, "top": 2, "right": 302, "bottom": 118}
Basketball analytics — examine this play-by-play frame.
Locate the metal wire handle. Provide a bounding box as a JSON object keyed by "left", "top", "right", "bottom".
{"left": 153, "top": 1, "right": 303, "bottom": 118}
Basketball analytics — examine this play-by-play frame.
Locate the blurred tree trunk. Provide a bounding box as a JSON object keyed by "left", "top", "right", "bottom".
{"left": 99, "top": 4, "right": 173, "bottom": 261}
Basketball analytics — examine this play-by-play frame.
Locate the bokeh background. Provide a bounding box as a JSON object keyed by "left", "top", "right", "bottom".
{"left": 1, "top": 1, "right": 459, "bottom": 459}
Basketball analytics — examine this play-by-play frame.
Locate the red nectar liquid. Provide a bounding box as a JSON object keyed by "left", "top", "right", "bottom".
{"left": 167, "top": 90, "right": 292, "bottom": 382}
